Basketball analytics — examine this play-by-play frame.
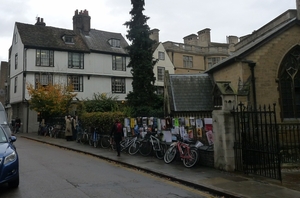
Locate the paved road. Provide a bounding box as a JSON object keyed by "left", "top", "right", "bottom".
{"left": 0, "top": 137, "right": 219, "bottom": 198}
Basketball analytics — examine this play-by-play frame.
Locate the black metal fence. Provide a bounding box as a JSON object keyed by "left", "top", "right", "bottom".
{"left": 278, "top": 123, "right": 300, "bottom": 163}
{"left": 232, "top": 104, "right": 282, "bottom": 181}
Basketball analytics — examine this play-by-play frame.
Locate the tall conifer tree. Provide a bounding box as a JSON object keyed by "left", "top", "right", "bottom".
{"left": 124, "top": 0, "right": 162, "bottom": 116}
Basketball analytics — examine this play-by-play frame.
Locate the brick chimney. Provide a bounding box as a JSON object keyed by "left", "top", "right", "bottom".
{"left": 73, "top": 9, "right": 91, "bottom": 35}
{"left": 35, "top": 17, "right": 46, "bottom": 26}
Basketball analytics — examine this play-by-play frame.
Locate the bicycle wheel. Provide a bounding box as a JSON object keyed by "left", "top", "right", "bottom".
{"left": 80, "top": 133, "right": 88, "bottom": 144}
{"left": 164, "top": 146, "right": 177, "bottom": 164}
{"left": 139, "top": 140, "right": 152, "bottom": 156}
{"left": 93, "top": 139, "right": 98, "bottom": 148}
{"left": 100, "top": 136, "right": 110, "bottom": 149}
{"left": 89, "top": 133, "right": 93, "bottom": 146}
{"left": 155, "top": 144, "right": 165, "bottom": 160}
{"left": 128, "top": 140, "right": 140, "bottom": 155}
{"left": 183, "top": 148, "right": 199, "bottom": 168}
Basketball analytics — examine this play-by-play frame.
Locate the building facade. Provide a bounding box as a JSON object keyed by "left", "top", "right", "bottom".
{"left": 8, "top": 10, "right": 131, "bottom": 133}
{"left": 161, "top": 28, "right": 238, "bottom": 74}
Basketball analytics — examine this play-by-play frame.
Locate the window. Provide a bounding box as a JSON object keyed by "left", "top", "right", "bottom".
{"left": 14, "top": 77, "right": 17, "bottom": 93}
{"left": 158, "top": 51, "right": 165, "bottom": 60}
{"left": 35, "top": 73, "right": 53, "bottom": 88}
{"left": 157, "top": 67, "right": 165, "bottom": 82}
{"left": 68, "top": 52, "right": 84, "bottom": 69}
{"left": 279, "top": 46, "right": 300, "bottom": 119}
{"left": 15, "top": 54, "right": 18, "bottom": 69}
{"left": 63, "top": 35, "right": 74, "bottom": 44}
{"left": 112, "top": 77, "right": 125, "bottom": 93}
{"left": 208, "top": 57, "right": 221, "bottom": 68}
{"left": 183, "top": 55, "right": 193, "bottom": 68}
{"left": 36, "top": 49, "right": 54, "bottom": 67}
{"left": 67, "top": 75, "right": 83, "bottom": 92}
{"left": 112, "top": 56, "right": 126, "bottom": 71}
{"left": 108, "top": 39, "right": 120, "bottom": 48}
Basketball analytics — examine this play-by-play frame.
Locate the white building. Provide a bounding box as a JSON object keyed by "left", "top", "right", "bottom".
{"left": 9, "top": 10, "right": 131, "bottom": 133}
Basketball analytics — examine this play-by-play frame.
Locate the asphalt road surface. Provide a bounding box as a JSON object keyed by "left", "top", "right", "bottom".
{"left": 0, "top": 137, "right": 218, "bottom": 198}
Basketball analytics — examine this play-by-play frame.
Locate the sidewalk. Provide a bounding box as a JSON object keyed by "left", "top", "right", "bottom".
{"left": 18, "top": 133, "right": 300, "bottom": 198}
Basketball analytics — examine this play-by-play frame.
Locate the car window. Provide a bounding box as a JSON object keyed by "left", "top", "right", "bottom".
{"left": 0, "top": 111, "right": 7, "bottom": 124}
{"left": 0, "top": 127, "right": 8, "bottom": 143}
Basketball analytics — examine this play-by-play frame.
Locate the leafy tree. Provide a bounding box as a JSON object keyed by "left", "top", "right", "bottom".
{"left": 27, "top": 83, "right": 77, "bottom": 120}
{"left": 84, "top": 93, "right": 119, "bottom": 112}
{"left": 124, "top": 0, "right": 162, "bottom": 117}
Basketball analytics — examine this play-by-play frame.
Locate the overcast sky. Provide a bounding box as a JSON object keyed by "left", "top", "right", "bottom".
{"left": 0, "top": 0, "right": 297, "bottom": 62}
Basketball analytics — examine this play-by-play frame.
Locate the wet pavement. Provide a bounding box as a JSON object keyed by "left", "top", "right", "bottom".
{"left": 17, "top": 132, "right": 300, "bottom": 198}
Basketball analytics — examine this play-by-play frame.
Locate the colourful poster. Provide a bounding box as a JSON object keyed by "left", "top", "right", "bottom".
{"left": 174, "top": 117, "right": 179, "bottom": 127}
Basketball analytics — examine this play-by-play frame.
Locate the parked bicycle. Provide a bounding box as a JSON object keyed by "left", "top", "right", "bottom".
{"left": 89, "top": 127, "right": 100, "bottom": 148}
{"left": 139, "top": 131, "right": 165, "bottom": 159}
{"left": 49, "top": 124, "right": 64, "bottom": 138}
{"left": 100, "top": 134, "right": 112, "bottom": 149}
{"left": 122, "top": 135, "right": 140, "bottom": 155}
{"left": 164, "top": 135, "right": 199, "bottom": 168}
{"left": 77, "top": 128, "right": 90, "bottom": 145}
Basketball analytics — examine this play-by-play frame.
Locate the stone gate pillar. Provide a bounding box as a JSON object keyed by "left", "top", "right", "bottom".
{"left": 212, "top": 109, "right": 235, "bottom": 171}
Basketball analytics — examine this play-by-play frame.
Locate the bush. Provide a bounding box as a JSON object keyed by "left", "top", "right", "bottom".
{"left": 80, "top": 111, "right": 125, "bottom": 135}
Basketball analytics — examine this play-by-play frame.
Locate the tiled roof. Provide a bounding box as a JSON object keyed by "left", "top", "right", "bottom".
{"left": 16, "top": 22, "right": 90, "bottom": 52}
{"left": 169, "top": 74, "right": 213, "bottom": 112}
{"left": 82, "top": 29, "right": 129, "bottom": 55}
{"left": 16, "top": 22, "right": 129, "bottom": 55}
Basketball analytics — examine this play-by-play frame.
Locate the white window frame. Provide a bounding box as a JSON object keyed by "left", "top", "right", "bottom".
{"left": 157, "top": 66, "right": 165, "bottom": 82}
{"left": 108, "top": 39, "right": 120, "bottom": 48}
{"left": 158, "top": 51, "right": 165, "bottom": 60}
{"left": 111, "top": 77, "right": 125, "bottom": 93}
{"left": 67, "top": 75, "right": 83, "bottom": 92}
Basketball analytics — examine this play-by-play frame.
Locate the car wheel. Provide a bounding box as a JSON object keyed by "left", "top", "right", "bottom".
{"left": 8, "top": 175, "right": 19, "bottom": 188}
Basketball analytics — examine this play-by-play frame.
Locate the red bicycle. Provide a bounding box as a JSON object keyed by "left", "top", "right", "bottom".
{"left": 163, "top": 135, "right": 199, "bottom": 168}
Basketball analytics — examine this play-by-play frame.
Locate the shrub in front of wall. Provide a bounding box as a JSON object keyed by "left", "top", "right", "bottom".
{"left": 80, "top": 111, "right": 125, "bottom": 134}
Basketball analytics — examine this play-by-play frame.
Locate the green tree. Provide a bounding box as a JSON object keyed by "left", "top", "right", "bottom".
{"left": 84, "top": 93, "right": 119, "bottom": 113}
{"left": 124, "top": 0, "right": 162, "bottom": 116}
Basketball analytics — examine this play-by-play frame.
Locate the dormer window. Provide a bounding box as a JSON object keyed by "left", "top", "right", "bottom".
{"left": 108, "top": 38, "right": 120, "bottom": 48}
{"left": 63, "top": 35, "right": 74, "bottom": 44}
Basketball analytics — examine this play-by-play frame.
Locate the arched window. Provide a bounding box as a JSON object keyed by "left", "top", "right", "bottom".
{"left": 279, "top": 46, "right": 300, "bottom": 119}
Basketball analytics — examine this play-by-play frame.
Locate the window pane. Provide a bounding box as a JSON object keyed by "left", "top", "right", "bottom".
{"left": 112, "top": 56, "right": 125, "bottom": 71}
{"left": 36, "top": 49, "right": 54, "bottom": 67}
{"left": 41, "top": 50, "right": 50, "bottom": 66}
{"left": 112, "top": 78, "right": 125, "bottom": 93}
{"left": 68, "top": 53, "right": 84, "bottom": 69}
{"left": 158, "top": 52, "right": 165, "bottom": 60}
{"left": 68, "top": 75, "right": 83, "bottom": 92}
{"left": 157, "top": 67, "right": 165, "bottom": 81}
{"left": 183, "top": 55, "right": 193, "bottom": 68}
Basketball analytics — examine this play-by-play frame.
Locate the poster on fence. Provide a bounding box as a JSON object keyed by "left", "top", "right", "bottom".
{"left": 204, "top": 118, "right": 213, "bottom": 131}
{"left": 206, "top": 130, "right": 214, "bottom": 145}
{"left": 196, "top": 119, "right": 203, "bottom": 137}
{"left": 162, "top": 130, "right": 172, "bottom": 142}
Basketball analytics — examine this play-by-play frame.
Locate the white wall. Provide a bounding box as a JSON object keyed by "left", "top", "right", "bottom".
{"left": 23, "top": 49, "right": 133, "bottom": 101}
{"left": 153, "top": 43, "right": 175, "bottom": 87}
